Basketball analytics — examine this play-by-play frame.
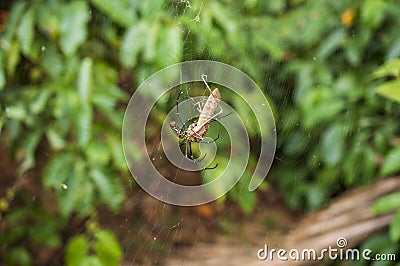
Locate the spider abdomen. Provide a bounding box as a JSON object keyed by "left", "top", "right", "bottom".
{"left": 186, "top": 122, "right": 210, "bottom": 142}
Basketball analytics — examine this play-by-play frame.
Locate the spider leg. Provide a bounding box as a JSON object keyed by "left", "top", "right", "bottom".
{"left": 203, "top": 163, "right": 218, "bottom": 170}
{"left": 175, "top": 90, "right": 186, "bottom": 127}
{"left": 201, "top": 74, "right": 213, "bottom": 94}
{"left": 185, "top": 139, "right": 189, "bottom": 158}
{"left": 189, "top": 141, "right": 193, "bottom": 159}
{"left": 212, "top": 111, "right": 232, "bottom": 122}
{"left": 188, "top": 151, "right": 219, "bottom": 170}
{"left": 193, "top": 101, "right": 203, "bottom": 113}
{"left": 196, "top": 152, "right": 207, "bottom": 162}
{"left": 197, "top": 134, "right": 219, "bottom": 144}
{"left": 192, "top": 158, "right": 218, "bottom": 170}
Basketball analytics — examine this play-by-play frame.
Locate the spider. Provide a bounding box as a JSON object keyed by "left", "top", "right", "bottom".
{"left": 169, "top": 74, "right": 223, "bottom": 170}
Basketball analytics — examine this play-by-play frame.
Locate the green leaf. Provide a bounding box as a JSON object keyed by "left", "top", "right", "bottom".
{"left": 389, "top": 211, "right": 400, "bottom": 242}
{"left": 90, "top": 168, "right": 124, "bottom": 210}
{"left": 5, "top": 119, "right": 22, "bottom": 143}
{"left": 320, "top": 123, "right": 345, "bottom": 166}
{"left": 80, "top": 181, "right": 94, "bottom": 216}
{"left": 86, "top": 140, "right": 111, "bottom": 166}
{"left": 7, "top": 41, "right": 20, "bottom": 77}
{"left": 60, "top": 2, "right": 90, "bottom": 56}
{"left": 106, "top": 134, "right": 127, "bottom": 171}
{"left": 61, "top": 56, "right": 81, "bottom": 83}
{"left": 59, "top": 161, "right": 85, "bottom": 217}
{"left": 0, "top": 117, "right": 4, "bottom": 133}
{"left": 46, "top": 127, "right": 66, "bottom": 150}
{"left": 381, "top": 147, "right": 400, "bottom": 176}
{"left": 66, "top": 235, "right": 89, "bottom": 266}
{"left": 283, "top": 131, "right": 309, "bottom": 156}
{"left": 6, "top": 103, "right": 27, "bottom": 120}
{"left": 107, "top": 85, "right": 127, "bottom": 102}
{"left": 2, "top": 2, "right": 27, "bottom": 43}
{"left": 84, "top": 257, "right": 101, "bottom": 266}
{"left": 120, "top": 23, "right": 147, "bottom": 67}
{"left": 17, "top": 7, "right": 35, "bottom": 57}
{"left": 306, "top": 186, "right": 327, "bottom": 210}
{"left": 156, "top": 25, "right": 182, "bottom": 67}
{"left": 43, "top": 152, "right": 74, "bottom": 188}
{"left": 237, "top": 188, "right": 256, "bottom": 214}
{"left": 334, "top": 73, "right": 362, "bottom": 100}
{"left": 386, "top": 36, "right": 400, "bottom": 60}
{"left": 53, "top": 89, "right": 78, "bottom": 130}
{"left": 29, "top": 216, "right": 61, "bottom": 248}
{"left": 74, "top": 106, "right": 92, "bottom": 147}
{"left": 359, "top": 232, "right": 392, "bottom": 256}
{"left": 0, "top": 68, "right": 5, "bottom": 90}
{"left": 7, "top": 247, "right": 31, "bottom": 266}
{"left": 372, "top": 192, "right": 400, "bottom": 214}
{"left": 19, "top": 129, "right": 42, "bottom": 174}
{"left": 343, "top": 146, "right": 361, "bottom": 185}
{"left": 36, "top": 3, "right": 60, "bottom": 39}
{"left": 41, "top": 43, "right": 63, "bottom": 78}
{"left": 77, "top": 58, "right": 93, "bottom": 106}
{"left": 361, "top": 0, "right": 387, "bottom": 29}
{"left": 374, "top": 130, "right": 389, "bottom": 153}
{"left": 361, "top": 147, "right": 377, "bottom": 183}
{"left": 371, "top": 59, "right": 400, "bottom": 79}
{"left": 209, "top": 1, "right": 237, "bottom": 34}
{"left": 30, "top": 90, "right": 51, "bottom": 114}
{"left": 94, "top": 230, "right": 122, "bottom": 266}
{"left": 90, "top": 0, "right": 136, "bottom": 27}
{"left": 257, "top": 37, "right": 285, "bottom": 61}
{"left": 316, "top": 28, "right": 346, "bottom": 60}
{"left": 143, "top": 22, "right": 159, "bottom": 62}
{"left": 92, "top": 96, "right": 123, "bottom": 128}
{"left": 375, "top": 80, "right": 400, "bottom": 103}
{"left": 91, "top": 62, "right": 119, "bottom": 89}
{"left": 345, "top": 28, "right": 371, "bottom": 67}
{"left": 137, "top": 0, "right": 165, "bottom": 17}
{"left": 301, "top": 86, "right": 344, "bottom": 128}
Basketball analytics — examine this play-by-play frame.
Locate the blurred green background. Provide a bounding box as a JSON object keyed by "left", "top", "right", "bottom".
{"left": 1, "top": 0, "right": 400, "bottom": 265}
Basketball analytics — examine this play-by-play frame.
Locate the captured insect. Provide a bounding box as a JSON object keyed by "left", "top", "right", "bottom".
{"left": 169, "top": 74, "right": 223, "bottom": 169}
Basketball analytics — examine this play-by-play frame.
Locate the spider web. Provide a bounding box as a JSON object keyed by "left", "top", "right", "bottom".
{"left": 114, "top": 1, "right": 285, "bottom": 265}
{"left": 119, "top": 83, "right": 238, "bottom": 263}
{"left": 90, "top": 0, "right": 400, "bottom": 265}
{"left": 121, "top": 64, "right": 240, "bottom": 265}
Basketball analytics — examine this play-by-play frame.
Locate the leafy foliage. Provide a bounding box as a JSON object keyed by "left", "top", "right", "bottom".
{"left": 1, "top": 0, "right": 400, "bottom": 264}
{"left": 370, "top": 57, "right": 400, "bottom": 246}
{"left": 0, "top": 0, "right": 127, "bottom": 264}
{"left": 372, "top": 59, "right": 400, "bottom": 103}
{"left": 65, "top": 229, "right": 122, "bottom": 266}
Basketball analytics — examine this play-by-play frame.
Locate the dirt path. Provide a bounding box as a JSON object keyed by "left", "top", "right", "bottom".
{"left": 164, "top": 177, "right": 400, "bottom": 266}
